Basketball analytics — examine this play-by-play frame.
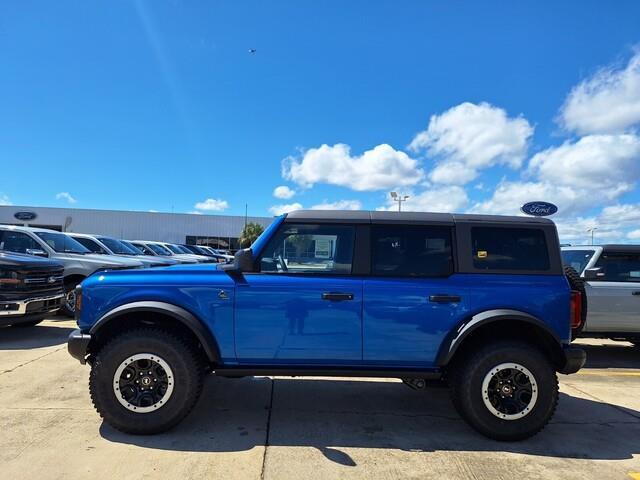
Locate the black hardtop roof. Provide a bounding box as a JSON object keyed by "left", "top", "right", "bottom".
{"left": 284, "top": 210, "right": 555, "bottom": 226}
{"left": 601, "top": 244, "right": 640, "bottom": 253}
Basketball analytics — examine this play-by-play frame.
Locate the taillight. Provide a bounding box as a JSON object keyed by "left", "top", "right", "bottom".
{"left": 570, "top": 291, "right": 582, "bottom": 329}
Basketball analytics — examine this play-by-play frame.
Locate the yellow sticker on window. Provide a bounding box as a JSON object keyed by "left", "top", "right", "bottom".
{"left": 477, "top": 250, "right": 488, "bottom": 258}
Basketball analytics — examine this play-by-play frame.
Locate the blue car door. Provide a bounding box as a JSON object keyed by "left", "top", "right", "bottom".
{"left": 234, "top": 222, "right": 363, "bottom": 364}
{"left": 363, "top": 224, "right": 464, "bottom": 367}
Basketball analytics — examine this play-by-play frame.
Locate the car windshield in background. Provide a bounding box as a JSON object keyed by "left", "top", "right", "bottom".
{"left": 165, "top": 244, "right": 183, "bottom": 254}
{"left": 561, "top": 249, "right": 595, "bottom": 273}
{"left": 148, "top": 243, "right": 172, "bottom": 255}
{"left": 178, "top": 245, "right": 195, "bottom": 254}
{"left": 121, "top": 241, "right": 144, "bottom": 255}
{"left": 35, "top": 232, "right": 90, "bottom": 254}
{"left": 98, "top": 237, "right": 137, "bottom": 255}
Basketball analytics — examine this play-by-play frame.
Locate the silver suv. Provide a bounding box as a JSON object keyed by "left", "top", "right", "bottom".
{"left": 0, "top": 226, "right": 143, "bottom": 316}
{"left": 561, "top": 245, "right": 640, "bottom": 346}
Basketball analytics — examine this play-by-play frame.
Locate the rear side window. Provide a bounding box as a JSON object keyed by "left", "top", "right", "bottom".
{"left": 594, "top": 252, "right": 640, "bottom": 282}
{"left": 371, "top": 225, "right": 453, "bottom": 277}
{"left": 0, "top": 230, "right": 41, "bottom": 254}
{"left": 471, "top": 227, "right": 550, "bottom": 271}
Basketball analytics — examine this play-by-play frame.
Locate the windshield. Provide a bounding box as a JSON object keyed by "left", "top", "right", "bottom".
{"left": 98, "top": 237, "right": 137, "bottom": 255}
{"left": 120, "top": 240, "right": 144, "bottom": 255}
{"left": 165, "top": 244, "right": 183, "bottom": 254}
{"left": 35, "top": 232, "right": 90, "bottom": 254}
{"left": 177, "top": 245, "right": 195, "bottom": 254}
{"left": 561, "top": 249, "right": 595, "bottom": 273}
{"left": 148, "top": 243, "right": 172, "bottom": 255}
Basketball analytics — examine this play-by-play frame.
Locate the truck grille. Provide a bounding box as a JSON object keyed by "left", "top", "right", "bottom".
{"left": 18, "top": 268, "right": 64, "bottom": 294}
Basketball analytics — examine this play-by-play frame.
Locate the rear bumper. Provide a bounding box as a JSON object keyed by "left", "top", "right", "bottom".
{"left": 68, "top": 329, "right": 92, "bottom": 364}
{"left": 558, "top": 345, "right": 586, "bottom": 374}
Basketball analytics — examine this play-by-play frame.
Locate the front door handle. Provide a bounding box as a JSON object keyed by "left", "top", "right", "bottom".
{"left": 321, "top": 292, "right": 354, "bottom": 301}
{"left": 429, "top": 294, "right": 461, "bottom": 304}
{"left": 633, "top": 291, "right": 640, "bottom": 296}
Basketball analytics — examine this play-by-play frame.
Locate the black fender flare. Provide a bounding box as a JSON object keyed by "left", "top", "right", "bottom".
{"left": 89, "top": 301, "right": 221, "bottom": 363}
{"left": 436, "top": 309, "right": 562, "bottom": 366}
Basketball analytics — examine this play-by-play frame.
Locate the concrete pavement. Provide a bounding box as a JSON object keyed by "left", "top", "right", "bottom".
{"left": 1, "top": 319, "right": 639, "bottom": 479}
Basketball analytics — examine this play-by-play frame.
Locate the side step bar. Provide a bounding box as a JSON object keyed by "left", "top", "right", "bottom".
{"left": 213, "top": 367, "right": 442, "bottom": 379}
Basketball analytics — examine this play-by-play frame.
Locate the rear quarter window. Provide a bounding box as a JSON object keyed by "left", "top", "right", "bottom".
{"left": 471, "top": 227, "right": 550, "bottom": 271}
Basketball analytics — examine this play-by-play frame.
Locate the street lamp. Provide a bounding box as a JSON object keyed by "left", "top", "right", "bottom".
{"left": 390, "top": 191, "right": 409, "bottom": 212}
{"left": 587, "top": 227, "right": 598, "bottom": 245}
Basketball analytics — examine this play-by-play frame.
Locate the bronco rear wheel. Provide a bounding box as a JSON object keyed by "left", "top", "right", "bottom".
{"left": 89, "top": 328, "right": 205, "bottom": 434}
{"left": 449, "top": 340, "right": 558, "bottom": 441}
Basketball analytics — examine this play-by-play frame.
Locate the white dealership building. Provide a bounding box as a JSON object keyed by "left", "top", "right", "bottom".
{"left": 0, "top": 205, "right": 274, "bottom": 252}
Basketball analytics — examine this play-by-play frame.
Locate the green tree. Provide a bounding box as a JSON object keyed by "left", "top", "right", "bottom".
{"left": 239, "top": 222, "right": 265, "bottom": 248}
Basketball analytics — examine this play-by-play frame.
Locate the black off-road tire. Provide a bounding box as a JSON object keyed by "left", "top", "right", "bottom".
{"left": 564, "top": 265, "right": 587, "bottom": 340}
{"left": 449, "top": 340, "right": 559, "bottom": 441}
{"left": 89, "top": 328, "right": 205, "bottom": 434}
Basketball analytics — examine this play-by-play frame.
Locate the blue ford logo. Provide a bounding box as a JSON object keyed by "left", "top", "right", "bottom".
{"left": 521, "top": 201, "right": 558, "bottom": 217}
{"left": 14, "top": 211, "right": 37, "bottom": 221}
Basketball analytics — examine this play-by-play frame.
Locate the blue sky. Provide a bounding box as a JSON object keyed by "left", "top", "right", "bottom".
{"left": 1, "top": 1, "right": 640, "bottom": 243}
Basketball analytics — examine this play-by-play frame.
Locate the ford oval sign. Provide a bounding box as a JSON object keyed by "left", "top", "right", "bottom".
{"left": 14, "top": 211, "right": 37, "bottom": 221}
{"left": 521, "top": 201, "right": 558, "bottom": 217}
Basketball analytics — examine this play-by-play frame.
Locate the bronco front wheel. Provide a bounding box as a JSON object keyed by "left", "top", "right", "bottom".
{"left": 89, "top": 328, "right": 205, "bottom": 434}
{"left": 449, "top": 341, "right": 558, "bottom": 441}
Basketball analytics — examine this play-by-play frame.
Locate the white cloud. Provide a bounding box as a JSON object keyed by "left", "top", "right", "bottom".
{"left": 311, "top": 200, "right": 362, "bottom": 210}
{"left": 55, "top": 192, "right": 77, "bottom": 204}
{"left": 528, "top": 134, "right": 640, "bottom": 190}
{"left": 627, "top": 229, "right": 640, "bottom": 240}
{"left": 560, "top": 51, "right": 640, "bottom": 134}
{"left": 188, "top": 210, "right": 203, "bottom": 215}
{"left": 269, "top": 202, "right": 303, "bottom": 216}
{"left": 194, "top": 198, "right": 229, "bottom": 211}
{"left": 282, "top": 143, "right": 424, "bottom": 191}
{"left": 409, "top": 102, "right": 533, "bottom": 185}
{"left": 273, "top": 185, "right": 296, "bottom": 199}
{"left": 0, "top": 194, "right": 11, "bottom": 206}
{"left": 377, "top": 186, "right": 468, "bottom": 213}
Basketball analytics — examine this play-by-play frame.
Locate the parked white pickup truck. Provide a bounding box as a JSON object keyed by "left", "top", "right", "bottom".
{"left": 561, "top": 245, "right": 640, "bottom": 346}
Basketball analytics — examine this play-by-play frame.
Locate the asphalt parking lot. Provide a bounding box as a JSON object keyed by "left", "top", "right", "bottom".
{"left": 1, "top": 319, "right": 639, "bottom": 480}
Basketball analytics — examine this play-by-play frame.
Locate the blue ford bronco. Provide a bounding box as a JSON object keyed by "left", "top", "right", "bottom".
{"left": 68, "top": 210, "right": 586, "bottom": 440}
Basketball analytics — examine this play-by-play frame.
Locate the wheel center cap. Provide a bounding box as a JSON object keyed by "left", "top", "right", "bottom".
{"left": 141, "top": 376, "right": 152, "bottom": 386}
{"left": 501, "top": 385, "right": 513, "bottom": 395}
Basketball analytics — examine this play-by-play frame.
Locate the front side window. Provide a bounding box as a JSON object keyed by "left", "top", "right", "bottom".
{"left": 0, "top": 231, "right": 42, "bottom": 254}
{"left": 471, "top": 227, "right": 550, "bottom": 271}
{"left": 561, "top": 249, "right": 595, "bottom": 274}
{"left": 594, "top": 252, "right": 640, "bottom": 282}
{"left": 259, "top": 223, "right": 355, "bottom": 274}
{"left": 371, "top": 225, "right": 453, "bottom": 277}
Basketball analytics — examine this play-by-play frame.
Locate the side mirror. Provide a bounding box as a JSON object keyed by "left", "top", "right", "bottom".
{"left": 25, "top": 248, "right": 48, "bottom": 257}
{"left": 222, "top": 248, "right": 254, "bottom": 273}
{"left": 584, "top": 267, "right": 603, "bottom": 280}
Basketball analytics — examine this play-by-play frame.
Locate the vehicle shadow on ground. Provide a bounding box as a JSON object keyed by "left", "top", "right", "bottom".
{"left": 0, "top": 321, "right": 74, "bottom": 350}
{"left": 100, "top": 375, "right": 640, "bottom": 465}
{"left": 581, "top": 342, "right": 640, "bottom": 369}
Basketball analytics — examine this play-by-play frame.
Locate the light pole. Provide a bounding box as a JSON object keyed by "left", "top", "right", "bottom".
{"left": 587, "top": 227, "right": 598, "bottom": 245}
{"left": 390, "top": 191, "right": 409, "bottom": 212}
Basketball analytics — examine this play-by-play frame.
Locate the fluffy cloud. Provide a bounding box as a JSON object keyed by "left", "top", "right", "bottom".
{"left": 269, "top": 202, "right": 303, "bottom": 216}
{"left": 560, "top": 51, "right": 640, "bottom": 135}
{"left": 528, "top": 134, "right": 640, "bottom": 190}
{"left": 273, "top": 185, "right": 296, "bottom": 199}
{"left": 409, "top": 102, "right": 533, "bottom": 185}
{"left": 0, "top": 194, "right": 11, "bottom": 206}
{"left": 282, "top": 143, "right": 424, "bottom": 191}
{"left": 55, "top": 192, "right": 77, "bottom": 204}
{"left": 377, "top": 186, "right": 468, "bottom": 213}
{"left": 311, "top": 200, "right": 362, "bottom": 210}
{"left": 194, "top": 198, "right": 228, "bottom": 211}
{"left": 627, "top": 229, "right": 640, "bottom": 240}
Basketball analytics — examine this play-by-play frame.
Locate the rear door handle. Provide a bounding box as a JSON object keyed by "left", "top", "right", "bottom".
{"left": 321, "top": 292, "right": 354, "bottom": 301}
{"left": 429, "top": 294, "right": 461, "bottom": 304}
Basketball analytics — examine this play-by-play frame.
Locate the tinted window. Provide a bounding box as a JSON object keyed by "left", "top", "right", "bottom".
{"left": 0, "top": 231, "right": 42, "bottom": 254}
{"left": 260, "top": 224, "right": 355, "bottom": 274}
{"left": 561, "top": 249, "right": 595, "bottom": 273}
{"left": 372, "top": 225, "right": 453, "bottom": 277}
{"left": 471, "top": 227, "right": 550, "bottom": 271}
{"left": 98, "top": 237, "right": 137, "bottom": 254}
{"left": 594, "top": 252, "right": 640, "bottom": 282}
{"left": 74, "top": 237, "right": 106, "bottom": 254}
{"left": 35, "top": 232, "right": 89, "bottom": 254}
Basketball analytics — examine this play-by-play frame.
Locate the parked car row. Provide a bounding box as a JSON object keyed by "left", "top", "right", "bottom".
{"left": 0, "top": 224, "right": 225, "bottom": 320}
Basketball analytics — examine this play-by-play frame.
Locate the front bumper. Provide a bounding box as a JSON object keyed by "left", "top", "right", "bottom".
{"left": 68, "top": 329, "right": 92, "bottom": 364}
{"left": 558, "top": 345, "right": 586, "bottom": 374}
{"left": 0, "top": 293, "right": 65, "bottom": 317}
